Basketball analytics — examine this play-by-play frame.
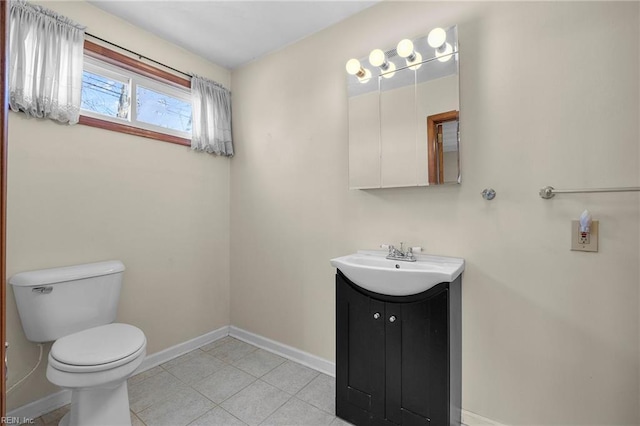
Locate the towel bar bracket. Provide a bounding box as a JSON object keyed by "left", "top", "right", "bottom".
{"left": 540, "top": 186, "right": 555, "bottom": 199}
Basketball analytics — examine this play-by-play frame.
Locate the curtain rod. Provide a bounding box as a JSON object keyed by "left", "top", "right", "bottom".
{"left": 85, "top": 32, "right": 192, "bottom": 79}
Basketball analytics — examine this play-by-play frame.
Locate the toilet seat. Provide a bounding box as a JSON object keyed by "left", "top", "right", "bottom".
{"left": 49, "top": 323, "right": 146, "bottom": 373}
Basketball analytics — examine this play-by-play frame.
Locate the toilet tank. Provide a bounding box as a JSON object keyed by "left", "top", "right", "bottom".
{"left": 9, "top": 261, "right": 125, "bottom": 342}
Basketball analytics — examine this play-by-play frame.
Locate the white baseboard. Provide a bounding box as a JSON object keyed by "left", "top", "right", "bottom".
{"left": 463, "top": 409, "right": 509, "bottom": 426}
{"left": 7, "top": 325, "right": 230, "bottom": 421}
{"left": 229, "top": 326, "right": 335, "bottom": 377}
{"left": 7, "top": 389, "right": 71, "bottom": 423}
{"left": 134, "top": 325, "right": 229, "bottom": 374}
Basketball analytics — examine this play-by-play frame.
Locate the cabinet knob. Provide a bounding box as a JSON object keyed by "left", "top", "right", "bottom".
{"left": 373, "top": 312, "right": 381, "bottom": 320}
{"left": 389, "top": 315, "right": 397, "bottom": 323}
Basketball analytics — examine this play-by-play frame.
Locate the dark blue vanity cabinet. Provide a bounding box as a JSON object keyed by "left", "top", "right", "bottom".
{"left": 335, "top": 270, "right": 461, "bottom": 426}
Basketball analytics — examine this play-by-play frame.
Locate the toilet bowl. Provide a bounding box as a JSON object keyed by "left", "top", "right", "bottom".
{"left": 9, "top": 261, "right": 147, "bottom": 426}
{"left": 46, "top": 323, "right": 146, "bottom": 426}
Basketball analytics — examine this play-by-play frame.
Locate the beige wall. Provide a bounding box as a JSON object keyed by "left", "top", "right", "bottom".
{"left": 231, "top": 2, "right": 640, "bottom": 425}
{"left": 6, "top": 2, "right": 231, "bottom": 410}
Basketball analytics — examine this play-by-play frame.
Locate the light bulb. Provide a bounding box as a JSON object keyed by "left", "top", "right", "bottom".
{"left": 345, "top": 58, "right": 362, "bottom": 75}
{"left": 369, "top": 49, "right": 387, "bottom": 67}
{"left": 579, "top": 210, "right": 592, "bottom": 233}
{"left": 436, "top": 43, "right": 453, "bottom": 62}
{"left": 358, "top": 68, "right": 372, "bottom": 84}
{"left": 428, "top": 27, "right": 447, "bottom": 49}
{"left": 381, "top": 61, "right": 396, "bottom": 79}
{"left": 407, "top": 51, "right": 423, "bottom": 70}
{"left": 396, "top": 39, "right": 415, "bottom": 58}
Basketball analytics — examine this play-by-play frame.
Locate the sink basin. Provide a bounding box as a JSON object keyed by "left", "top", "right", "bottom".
{"left": 330, "top": 251, "right": 464, "bottom": 296}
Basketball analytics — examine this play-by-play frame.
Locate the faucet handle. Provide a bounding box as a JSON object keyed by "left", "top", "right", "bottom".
{"left": 380, "top": 244, "right": 394, "bottom": 255}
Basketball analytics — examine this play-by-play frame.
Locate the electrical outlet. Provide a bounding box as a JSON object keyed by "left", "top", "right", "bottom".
{"left": 579, "top": 231, "right": 590, "bottom": 244}
{"left": 571, "top": 220, "right": 598, "bottom": 252}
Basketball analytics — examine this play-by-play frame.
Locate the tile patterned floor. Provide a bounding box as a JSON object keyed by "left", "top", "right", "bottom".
{"left": 35, "top": 337, "right": 351, "bottom": 426}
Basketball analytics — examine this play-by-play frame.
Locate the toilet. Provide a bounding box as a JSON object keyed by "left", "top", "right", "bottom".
{"left": 10, "top": 261, "right": 146, "bottom": 426}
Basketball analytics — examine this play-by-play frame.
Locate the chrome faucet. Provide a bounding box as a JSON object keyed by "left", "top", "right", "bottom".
{"left": 385, "top": 242, "right": 416, "bottom": 262}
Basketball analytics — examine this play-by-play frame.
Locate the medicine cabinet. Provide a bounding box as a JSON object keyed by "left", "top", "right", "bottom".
{"left": 346, "top": 25, "right": 460, "bottom": 189}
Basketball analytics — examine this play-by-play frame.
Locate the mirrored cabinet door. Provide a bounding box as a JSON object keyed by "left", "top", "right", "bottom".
{"left": 348, "top": 90, "right": 380, "bottom": 189}
{"left": 416, "top": 57, "right": 459, "bottom": 185}
{"left": 380, "top": 66, "right": 416, "bottom": 188}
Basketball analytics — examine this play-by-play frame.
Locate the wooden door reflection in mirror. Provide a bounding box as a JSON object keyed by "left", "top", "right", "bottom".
{"left": 427, "top": 111, "right": 459, "bottom": 185}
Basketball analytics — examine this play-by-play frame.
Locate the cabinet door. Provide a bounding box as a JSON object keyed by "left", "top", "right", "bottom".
{"left": 385, "top": 288, "right": 449, "bottom": 425}
{"left": 336, "top": 273, "right": 386, "bottom": 421}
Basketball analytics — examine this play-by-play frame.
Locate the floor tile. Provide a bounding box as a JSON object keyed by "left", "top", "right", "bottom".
{"left": 188, "top": 407, "right": 248, "bottom": 425}
{"left": 129, "top": 370, "right": 190, "bottom": 413}
{"left": 231, "top": 349, "right": 286, "bottom": 377}
{"left": 200, "top": 336, "right": 234, "bottom": 352}
{"left": 166, "top": 351, "right": 226, "bottom": 384}
{"left": 193, "top": 364, "right": 256, "bottom": 404}
{"left": 262, "top": 397, "right": 335, "bottom": 426}
{"left": 206, "top": 338, "right": 258, "bottom": 363}
{"left": 220, "top": 380, "right": 291, "bottom": 425}
{"left": 330, "top": 416, "right": 354, "bottom": 425}
{"left": 40, "top": 404, "right": 70, "bottom": 424}
{"left": 129, "top": 365, "right": 164, "bottom": 386}
{"left": 38, "top": 341, "right": 341, "bottom": 426}
{"left": 296, "top": 374, "right": 336, "bottom": 414}
{"left": 262, "top": 360, "right": 320, "bottom": 395}
{"left": 137, "top": 387, "right": 214, "bottom": 426}
{"left": 131, "top": 411, "right": 146, "bottom": 426}
{"left": 161, "top": 349, "right": 206, "bottom": 369}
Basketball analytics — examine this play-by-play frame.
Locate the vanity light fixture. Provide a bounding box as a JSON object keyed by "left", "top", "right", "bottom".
{"left": 396, "top": 39, "right": 423, "bottom": 70}
{"left": 346, "top": 27, "right": 457, "bottom": 82}
{"left": 428, "top": 27, "right": 453, "bottom": 63}
{"left": 345, "top": 58, "right": 372, "bottom": 83}
{"left": 369, "top": 48, "right": 396, "bottom": 78}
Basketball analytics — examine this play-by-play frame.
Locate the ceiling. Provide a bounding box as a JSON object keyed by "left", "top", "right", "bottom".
{"left": 89, "top": 1, "right": 379, "bottom": 70}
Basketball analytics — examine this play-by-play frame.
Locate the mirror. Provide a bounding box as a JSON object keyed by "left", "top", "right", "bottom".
{"left": 347, "top": 25, "right": 459, "bottom": 189}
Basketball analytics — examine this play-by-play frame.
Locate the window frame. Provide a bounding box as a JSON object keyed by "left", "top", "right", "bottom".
{"left": 79, "top": 40, "right": 192, "bottom": 147}
{"left": 82, "top": 58, "right": 132, "bottom": 123}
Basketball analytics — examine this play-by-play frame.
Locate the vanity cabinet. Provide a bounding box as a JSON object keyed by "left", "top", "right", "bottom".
{"left": 335, "top": 270, "right": 461, "bottom": 425}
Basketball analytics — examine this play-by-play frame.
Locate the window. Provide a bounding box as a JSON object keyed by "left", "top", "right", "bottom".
{"left": 81, "top": 61, "right": 131, "bottom": 120}
{"left": 136, "top": 85, "right": 192, "bottom": 133}
{"left": 79, "top": 41, "right": 192, "bottom": 146}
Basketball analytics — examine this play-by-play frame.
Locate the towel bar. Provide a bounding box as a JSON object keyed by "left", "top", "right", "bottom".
{"left": 539, "top": 186, "right": 640, "bottom": 199}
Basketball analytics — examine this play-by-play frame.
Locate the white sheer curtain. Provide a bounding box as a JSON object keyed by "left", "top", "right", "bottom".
{"left": 9, "top": 0, "right": 85, "bottom": 124}
{"left": 191, "top": 75, "right": 233, "bottom": 157}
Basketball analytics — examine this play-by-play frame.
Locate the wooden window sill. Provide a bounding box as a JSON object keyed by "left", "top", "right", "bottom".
{"left": 78, "top": 115, "right": 191, "bottom": 147}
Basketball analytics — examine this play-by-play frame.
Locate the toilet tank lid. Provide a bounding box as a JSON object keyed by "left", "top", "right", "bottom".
{"left": 9, "top": 260, "right": 125, "bottom": 287}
